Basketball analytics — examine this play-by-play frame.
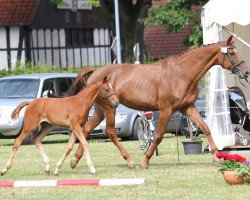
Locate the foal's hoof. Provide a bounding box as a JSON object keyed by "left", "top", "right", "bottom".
{"left": 90, "top": 168, "right": 97, "bottom": 175}
{"left": 70, "top": 158, "right": 79, "bottom": 169}
{"left": 139, "top": 161, "right": 149, "bottom": 169}
{"left": 53, "top": 171, "right": 59, "bottom": 176}
{"left": 45, "top": 170, "right": 50, "bottom": 175}
{"left": 91, "top": 171, "right": 97, "bottom": 175}
{"left": 1, "top": 169, "right": 7, "bottom": 176}
{"left": 127, "top": 161, "right": 136, "bottom": 169}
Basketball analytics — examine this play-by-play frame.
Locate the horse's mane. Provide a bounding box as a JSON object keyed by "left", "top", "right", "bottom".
{"left": 159, "top": 41, "right": 224, "bottom": 63}
{"left": 67, "top": 66, "right": 97, "bottom": 96}
{"left": 178, "top": 41, "right": 224, "bottom": 58}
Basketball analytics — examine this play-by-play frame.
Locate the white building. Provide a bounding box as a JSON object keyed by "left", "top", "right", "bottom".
{"left": 0, "top": 0, "right": 113, "bottom": 70}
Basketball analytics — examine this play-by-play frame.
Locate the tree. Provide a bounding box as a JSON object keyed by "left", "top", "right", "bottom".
{"left": 51, "top": 0, "right": 208, "bottom": 62}
{"left": 51, "top": 0, "right": 152, "bottom": 63}
{"left": 144, "top": 0, "right": 208, "bottom": 47}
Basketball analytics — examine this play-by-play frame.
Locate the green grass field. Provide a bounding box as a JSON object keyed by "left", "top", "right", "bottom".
{"left": 0, "top": 134, "right": 250, "bottom": 200}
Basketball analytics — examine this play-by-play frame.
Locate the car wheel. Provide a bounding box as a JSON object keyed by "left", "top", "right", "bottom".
{"left": 131, "top": 117, "right": 139, "bottom": 140}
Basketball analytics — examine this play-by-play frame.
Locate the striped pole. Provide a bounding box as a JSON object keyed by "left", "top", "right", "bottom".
{"left": 0, "top": 178, "right": 145, "bottom": 188}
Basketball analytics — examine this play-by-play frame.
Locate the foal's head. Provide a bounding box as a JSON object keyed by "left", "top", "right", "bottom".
{"left": 216, "top": 36, "right": 249, "bottom": 80}
{"left": 96, "top": 76, "right": 119, "bottom": 108}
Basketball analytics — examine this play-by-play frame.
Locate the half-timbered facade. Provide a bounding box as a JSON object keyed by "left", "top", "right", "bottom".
{"left": 0, "top": 0, "right": 112, "bottom": 70}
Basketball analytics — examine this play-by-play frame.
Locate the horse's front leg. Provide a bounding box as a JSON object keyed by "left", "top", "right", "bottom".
{"left": 182, "top": 106, "right": 219, "bottom": 162}
{"left": 103, "top": 107, "right": 135, "bottom": 169}
{"left": 54, "top": 133, "right": 78, "bottom": 175}
{"left": 140, "top": 110, "right": 171, "bottom": 169}
{"left": 70, "top": 105, "right": 104, "bottom": 169}
{"left": 71, "top": 122, "right": 96, "bottom": 175}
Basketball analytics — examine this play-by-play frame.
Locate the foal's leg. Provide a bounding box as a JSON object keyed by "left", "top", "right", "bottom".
{"left": 140, "top": 109, "right": 172, "bottom": 169}
{"left": 71, "top": 104, "right": 135, "bottom": 169}
{"left": 182, "top": 106, "right": 219, "bottom": 160}
{"left": 54, "top": 133, "right": 78, "bottom": 175}
{"left": 0, "top": 122, "right": 38, "bottom": 176}
{"left": 70, "top": 105, "right": 104, "bottom": 169}
{"left": 32, "top": 123, "right": 54, "bottom": 174}
{"left": 71, "top": 122, "right": 96, "bottom": 174}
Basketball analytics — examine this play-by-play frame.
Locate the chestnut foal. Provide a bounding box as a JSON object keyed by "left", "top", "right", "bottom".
{"left": 1, "top": 76, "right": 118, "bottom": 176}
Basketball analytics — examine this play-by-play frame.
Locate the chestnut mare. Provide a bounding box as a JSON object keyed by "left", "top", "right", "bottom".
{"left": 66, "top": 36, "right": 249, "bottom": 170}
{"left": 0, "top": 77, "right": 119, "bottom": 176}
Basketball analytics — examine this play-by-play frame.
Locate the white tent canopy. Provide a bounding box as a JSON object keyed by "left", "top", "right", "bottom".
{"left": 202, "top": 0, "right": 250, "bottom": 149}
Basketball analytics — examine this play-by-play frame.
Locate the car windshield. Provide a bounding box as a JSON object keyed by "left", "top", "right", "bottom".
{"left": 0, "top": 79, "right": 40, "bottom": 98}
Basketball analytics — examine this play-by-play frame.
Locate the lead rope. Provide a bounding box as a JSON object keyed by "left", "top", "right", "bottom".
{"left": 170, "top": 57, "right": 180, "bottom": 162}
{"left": 175, "top": 116, "right": 180, "bottom": 162}
{"left": 238, "top": 77, "right": 250, "bottom": 89}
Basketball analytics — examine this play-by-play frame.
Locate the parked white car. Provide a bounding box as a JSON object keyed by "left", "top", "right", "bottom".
{"left": 0, "top": 73, "right": 77, "bottom": 144}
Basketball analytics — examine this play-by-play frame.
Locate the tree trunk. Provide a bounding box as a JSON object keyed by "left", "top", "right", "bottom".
{"left": 103, "top": 0, "right": 152, "bottom": 63}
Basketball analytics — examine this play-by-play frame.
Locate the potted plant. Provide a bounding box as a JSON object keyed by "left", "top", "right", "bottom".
{"left": 181, "top": 118, "right": 203, "bottom": 155}
{"left": 216, "top": 152, "right": 250, "bottom": 184}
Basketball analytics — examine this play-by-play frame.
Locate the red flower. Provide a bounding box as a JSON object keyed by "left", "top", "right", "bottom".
{"left": 216, "top": 152, "right": 247, "bottom": 163}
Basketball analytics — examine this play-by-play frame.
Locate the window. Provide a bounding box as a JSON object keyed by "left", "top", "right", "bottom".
{"left": 0, "top": 79, "right": 39, "bottom": 98}
{"left": 42, "top": 78, "right": 74, "bottom": 98}
{"left": 65, "top": 29, "right": 94, "bottom": 47}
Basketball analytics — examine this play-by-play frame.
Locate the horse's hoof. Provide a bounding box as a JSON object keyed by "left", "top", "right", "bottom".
{"left": 90, "top": 168, "right": 97, "bottom": 175}
{"left": 53, "top": 168, "right": 59, "bottom": 176}
{"left": 91, "top": 171, "right": 97, "bottom": 175}
{"left": 53, "top": 172, "right": 59, "bottom": 176}
{"left": 45, "top": 170, "right": 50, "bottom": 175}
{"left": 1, "top": 169, "right": 7, "bottom": 176}
{"left": 213, "top": 156, "right": 222, "bottom": 164}
{"left": 139, "top": 161, "right": 149, "bottom": 169}
{"left": 70, "top": 158, "right": 78, "bottom": 169}
{"left": 127, "top": 161, "right": 136, "bottom": 169}
{"left": 1, "top": 172, "right": 5, "bottom": 176}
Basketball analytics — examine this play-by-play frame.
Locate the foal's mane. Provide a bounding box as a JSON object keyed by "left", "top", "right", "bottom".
{"left": 75, "top": 81, "right": 99, "bottom": 95}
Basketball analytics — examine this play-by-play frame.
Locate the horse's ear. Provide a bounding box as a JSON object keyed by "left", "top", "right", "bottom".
{"left": 103, "top": 76, "right": 108, "bottom": 83}
{"left": 226, "top": 35, "right": 236, "bottom": 45}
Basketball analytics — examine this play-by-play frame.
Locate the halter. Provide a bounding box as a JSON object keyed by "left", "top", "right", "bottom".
{"left": 95, "top": 82, "right": 116, "bottom": 99}
{"left": 221, "top": 45, "right": 245, "bottom": 76}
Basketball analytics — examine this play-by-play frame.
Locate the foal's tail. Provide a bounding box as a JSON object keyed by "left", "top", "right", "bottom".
{"left": 67, "top": 66, "right": 97, "bottom": 96}
{"left": 11, "top": 101, "right": 30, "bottom": 120}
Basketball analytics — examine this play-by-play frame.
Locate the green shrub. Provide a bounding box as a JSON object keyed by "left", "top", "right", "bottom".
{"left": 0, "top": 64, "right": 84, "bottom": 78}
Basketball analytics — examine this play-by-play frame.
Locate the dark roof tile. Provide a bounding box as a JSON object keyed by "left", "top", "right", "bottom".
{"left": 0, "top": 0, "right": 39, "bottom": 26}
{"left": 144, "top": 25, "right": 190, "bottom": 58}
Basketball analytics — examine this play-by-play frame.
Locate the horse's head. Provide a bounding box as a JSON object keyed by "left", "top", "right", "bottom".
{"left": 96, "top": 76, "right": 119, "bottom": 108}
{"left": 217, "top": 36, "right": 249, "bottom": 80}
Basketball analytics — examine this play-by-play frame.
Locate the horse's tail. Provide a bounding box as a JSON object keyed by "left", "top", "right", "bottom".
{"left": 11, "top": 101, "right": 30, "bottom": 120}
{"left": 67, "top": 66, "right": 97, "bottom": 96}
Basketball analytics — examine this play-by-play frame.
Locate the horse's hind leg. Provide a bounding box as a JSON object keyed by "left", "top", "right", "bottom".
{"left": 71, "top": 122, "right": 96, "bottom": 174}
{"left": 1, "top": 125, "right": 37, "bottom": 176}
{"left": 32, "top": 123, "right": 54, "bottom": 174}
{"left": 70, "top": 105, "right": 104, "bottom": 169}
{"left": 54, "top": 133, "right": 78, "bottom": 175}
